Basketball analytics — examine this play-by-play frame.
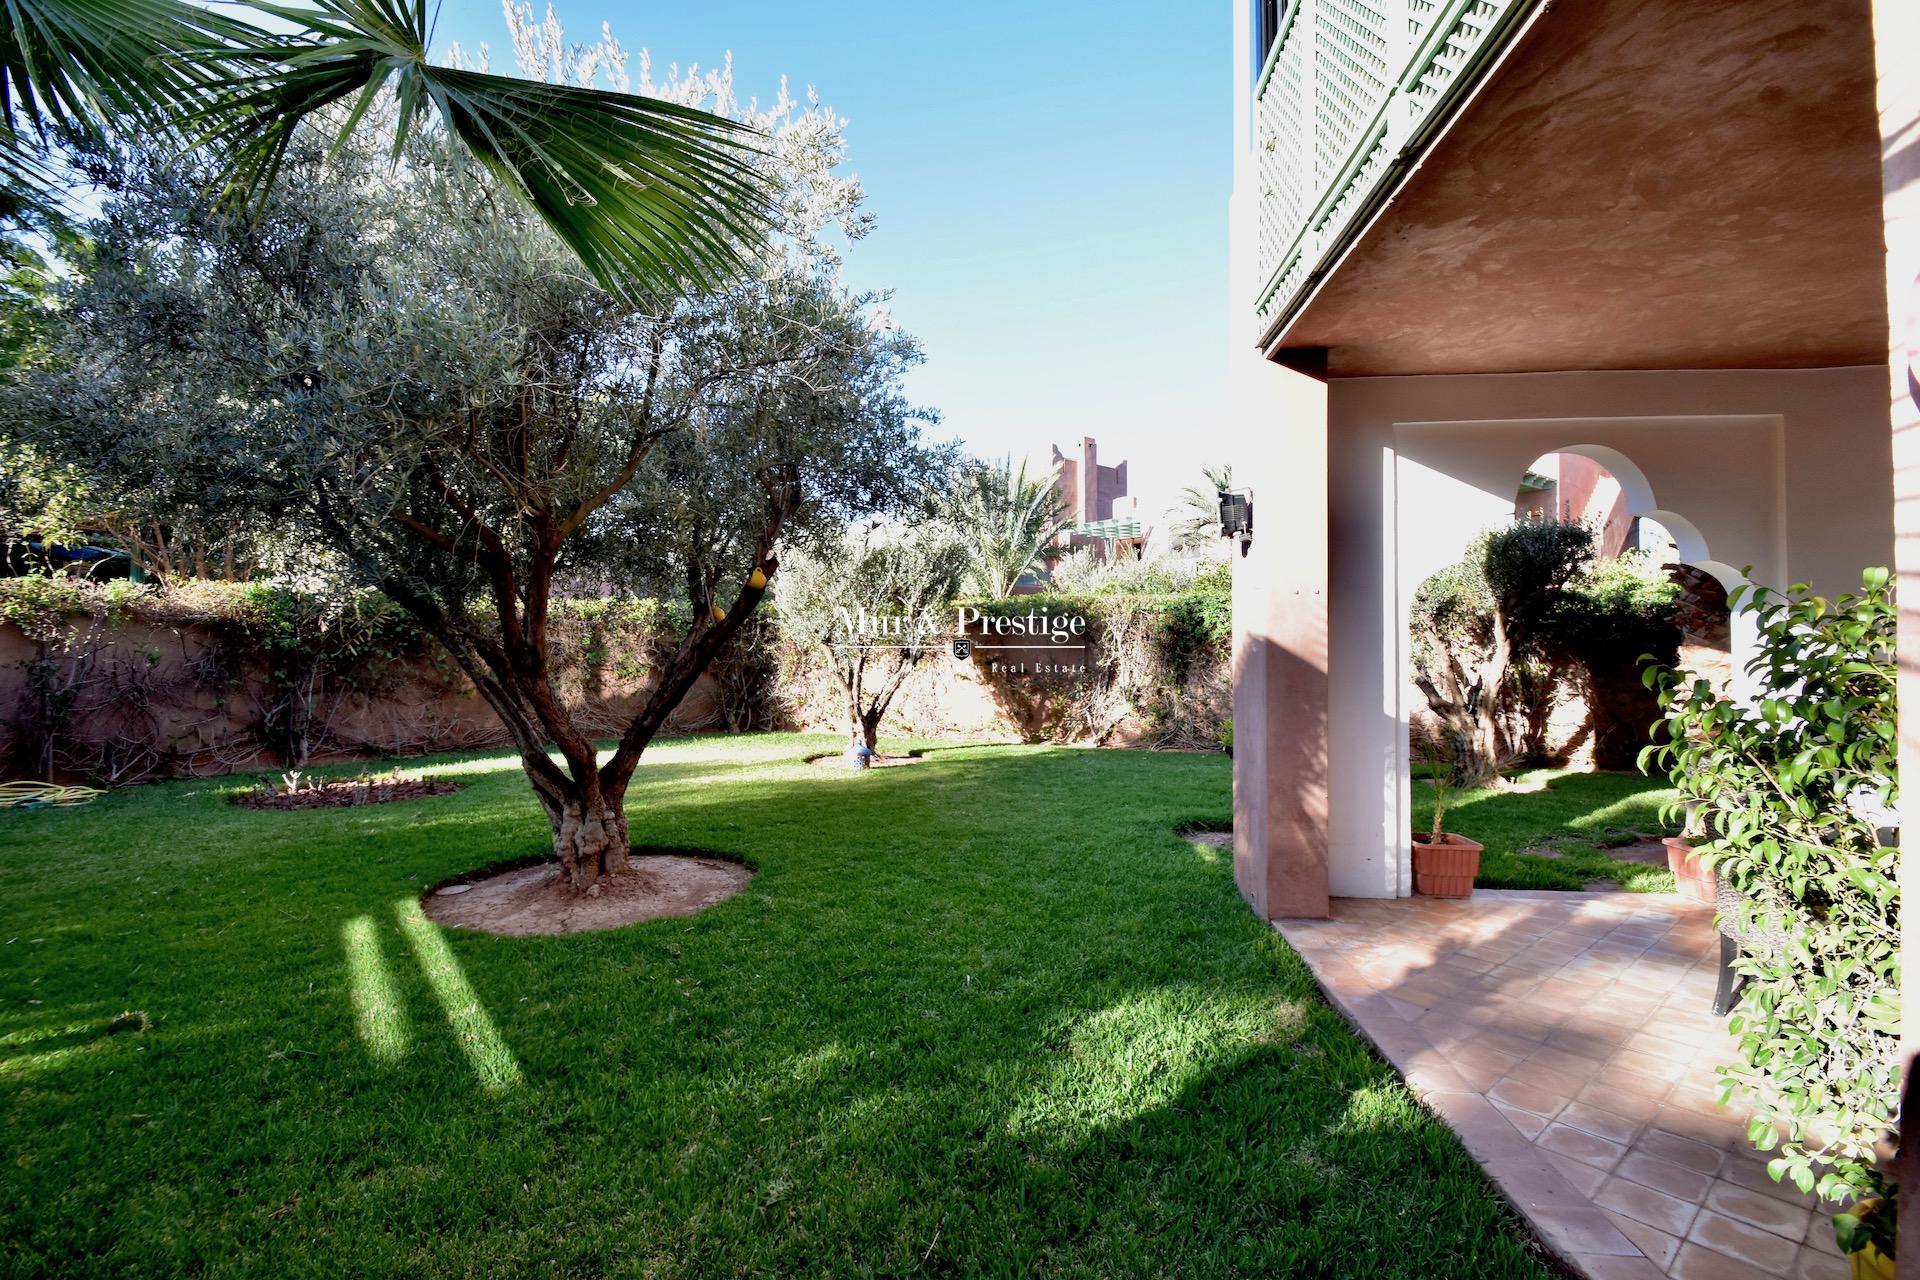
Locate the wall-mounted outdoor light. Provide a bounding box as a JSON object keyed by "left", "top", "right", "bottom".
{"left": 1218, "top": 489, "right": 1254, "bottom": 557}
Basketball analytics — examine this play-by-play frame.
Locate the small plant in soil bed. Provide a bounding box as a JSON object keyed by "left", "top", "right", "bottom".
{"left": 232, "top": 767, "right": 460, "bottom": 810}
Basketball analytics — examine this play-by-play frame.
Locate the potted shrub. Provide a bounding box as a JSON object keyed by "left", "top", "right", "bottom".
{"left": 1642, "top": 569, "right": 1900, "bottom": 1264}
{"left": 1412, "top": 758, "right": 1481, "bottom": 898}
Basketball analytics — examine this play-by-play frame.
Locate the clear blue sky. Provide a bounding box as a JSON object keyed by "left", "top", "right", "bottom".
{"left": 434, "top": 0, "right": 1235, "bottom": 526}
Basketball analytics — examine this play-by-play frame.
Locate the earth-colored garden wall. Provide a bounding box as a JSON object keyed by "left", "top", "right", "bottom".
{"left": 0, "top": 584, "right": 726, "bottom": 784}
{"left": 0, "top": 583, "right": 1232, "bottom": 783}
{"left": 775, "top": 593, "right": 1233, "bottom": 751}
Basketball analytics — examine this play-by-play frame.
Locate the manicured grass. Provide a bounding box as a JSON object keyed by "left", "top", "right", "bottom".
{"left": 0, "top": 735, "right": 1555, "bottom": 1279}
{"left": 1412, "top": 766, "right": 1680, "bottom": 892}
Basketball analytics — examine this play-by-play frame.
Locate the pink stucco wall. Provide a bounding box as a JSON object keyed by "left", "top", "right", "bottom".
{"left": 1516, "top": 453, "right": 1633, "bottom": 557}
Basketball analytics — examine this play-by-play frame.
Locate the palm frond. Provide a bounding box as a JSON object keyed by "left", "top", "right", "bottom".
{"left": 0, "top": 0, "right": 266, "bottom": 215}
{"left": 190, "top": 0, "right": 776, "bottom": 299}
{"left": 947, "top": 457, "right": 1071, "bottom": 598}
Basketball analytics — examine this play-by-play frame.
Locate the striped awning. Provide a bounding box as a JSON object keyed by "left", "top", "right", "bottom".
{"left": 1072, "top": 518, "right": 1143, "bottom": 540}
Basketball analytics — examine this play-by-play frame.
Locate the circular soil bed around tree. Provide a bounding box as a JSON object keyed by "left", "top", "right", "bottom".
{"left": 803, "top": 751, "right": 925, "bottom": 770}
{"left": 232, "top": 778, "right": 460, "bottom": 810}
{"left": 423, "top": 852, "right": 752, "bottom": 937}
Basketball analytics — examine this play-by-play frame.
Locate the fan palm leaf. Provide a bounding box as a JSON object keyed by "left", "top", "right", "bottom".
{"left": 0, "top": 0, "right": 776, "bottom": 297}
{"left": 1172, "top": 462, "right": 1233, "bottom": 550}
{"left": 0, "top": 0, "right": 261, "bottom": 216}
{"left": 190, "top": 0, "right": 775, "bottom": 298}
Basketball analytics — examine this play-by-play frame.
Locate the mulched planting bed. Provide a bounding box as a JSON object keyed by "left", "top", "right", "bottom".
{"left": 231, "top": 778, "right": 460, "bottom": 810}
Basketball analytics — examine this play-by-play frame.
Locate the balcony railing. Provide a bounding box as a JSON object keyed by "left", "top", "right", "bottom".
{"left": 1253, "top": 0, "right": 1537, "bottom": 338}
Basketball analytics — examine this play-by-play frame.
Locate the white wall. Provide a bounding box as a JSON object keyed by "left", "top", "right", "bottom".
{"left": 1324, "top": 367, "right": 1894, "bottom": 898}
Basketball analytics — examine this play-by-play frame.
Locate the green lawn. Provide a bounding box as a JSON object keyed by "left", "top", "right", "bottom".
{"left": 1413, "top": 766, "right": 1680, "bottom": 892}
{"left": 0, "top": 735, "right": 1553, "bottom": 1279}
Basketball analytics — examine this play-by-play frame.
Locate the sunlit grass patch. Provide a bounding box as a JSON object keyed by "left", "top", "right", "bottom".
{"left": 0, "top": 733, "right": 1552, "bottom": 1278}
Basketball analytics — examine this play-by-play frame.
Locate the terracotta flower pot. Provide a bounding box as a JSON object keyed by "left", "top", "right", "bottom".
{"left": 1412, "top": 832, "right": 1482, "bottom": 898}
{"left": 1665, "top": 837, "right": 1716, "bottom": 906}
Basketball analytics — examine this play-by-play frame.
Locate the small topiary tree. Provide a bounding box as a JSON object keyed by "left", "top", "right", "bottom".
{"left": 775, "top": 525, "right": 969, "bottom": 754}
{"left": 1641, "top": 569, "right": 1899, "bottom": 1258}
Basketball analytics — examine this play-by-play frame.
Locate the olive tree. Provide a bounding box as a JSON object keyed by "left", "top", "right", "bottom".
{"left": 9, "top": 123, "right": 943, "bottom": 890}
{"left": 1410, "top": 519, "right": 1592, "bottom": 782}
{"left": 776, "top": 524, "right": 968, "bottom": 755}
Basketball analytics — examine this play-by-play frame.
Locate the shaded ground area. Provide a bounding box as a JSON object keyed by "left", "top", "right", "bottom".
{"left": 1412, "top": 767, "right": 1679, "bottom": 891}
{"left": 424, "top": 854, "right": 752, "bottom": 936}
{"left": 1, "top": 735, "right": 1554, "bottom": 1278}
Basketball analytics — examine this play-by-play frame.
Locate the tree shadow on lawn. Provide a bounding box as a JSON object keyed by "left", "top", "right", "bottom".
{"left": 0, "top": 740, "right": 1551, "bottom": 1279}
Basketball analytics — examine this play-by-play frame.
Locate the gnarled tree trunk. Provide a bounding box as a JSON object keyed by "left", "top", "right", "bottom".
{"left": 542, "top": 788, "right": 631, "bottom": 890}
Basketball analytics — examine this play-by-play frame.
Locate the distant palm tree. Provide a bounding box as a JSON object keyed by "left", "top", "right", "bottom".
{"left": 0, "top": 0, "right": 774, "bottom": 299}
{"left": 1171, "top": 463, "right": 1234, "bottom": 550}
{"left": 945, "top": 457, "right": 1071, "bottom": 599}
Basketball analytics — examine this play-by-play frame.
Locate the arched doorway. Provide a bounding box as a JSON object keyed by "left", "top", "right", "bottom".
{"left": 1361, "top": 414, "right": 1788, "bottom": 899}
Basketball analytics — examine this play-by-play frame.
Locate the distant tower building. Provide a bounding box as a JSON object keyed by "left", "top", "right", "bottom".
{"left": 1048, "top": 436, "right": 1144, "bottom": 561}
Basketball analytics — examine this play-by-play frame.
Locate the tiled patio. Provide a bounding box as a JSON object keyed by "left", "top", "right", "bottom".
{"left": 1276, "top": 890, "right": 1845, "bottom": 1280}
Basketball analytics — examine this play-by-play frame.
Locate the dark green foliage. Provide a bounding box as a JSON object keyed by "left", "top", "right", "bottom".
{"left": 1540, "top": 556, "right": 1681, "bottom": 770}
{"left": 1409, "top": 522, "right": 1596, "bottom": 783}
{"left": 1542, "top": 556, "right": 1681, "bottom": 661}
{"left": 0, "top": 735, "right": 1553, "bottom": 1278}
{"left": 1643, "top": 570, "right": 1899, "bottom": 1252}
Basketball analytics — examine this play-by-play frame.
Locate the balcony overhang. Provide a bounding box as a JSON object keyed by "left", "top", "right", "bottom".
{"left": 1266, "top": 0, "right": 1889, "bottom": 377}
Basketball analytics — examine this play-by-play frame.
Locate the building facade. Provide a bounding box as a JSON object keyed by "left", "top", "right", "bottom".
{"left": 1224, "top": 0, "right": 1918, "bottom": 1137}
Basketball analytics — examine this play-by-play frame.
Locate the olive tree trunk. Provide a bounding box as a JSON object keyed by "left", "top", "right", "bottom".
{"left": 542, "top": 788, "right": 632, "bottom": 890}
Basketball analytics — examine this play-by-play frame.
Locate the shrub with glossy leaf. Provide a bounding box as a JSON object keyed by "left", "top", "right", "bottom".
{"left": 1641, "top": 569, "right": 1899, "bottom": 1255}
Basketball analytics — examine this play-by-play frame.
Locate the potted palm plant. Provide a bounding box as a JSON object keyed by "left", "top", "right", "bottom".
{"left": 1412, "top": 753, "right": 1482, "bottom": 898}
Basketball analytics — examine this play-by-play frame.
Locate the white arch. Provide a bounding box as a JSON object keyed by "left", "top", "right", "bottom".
{"left": 1528, "top": 444, "right": 1743, "bottom": 587}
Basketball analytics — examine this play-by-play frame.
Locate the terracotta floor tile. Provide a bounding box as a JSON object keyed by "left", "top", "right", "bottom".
{"left": 1558, "top": 1101, "right": 1644, "bottom": 1146}
{"left": 1617, "top": 1151, "right": 1716, "bottom": 1202}
{"left": 1670, "top": 1240, "right": 1777, "bottom": 1280}
{"left": 1530, "top": 1045, "right": 1609, "bottom": 1081}
{"left": 1577, "top": 1081, "right": 1667, "bottom": 1124}
{"left": 1490, "top": 1099, "right": 1553, "bottom": 1141}
{"left": 1603, "top": 1208, "right": 1684, "bottom": 1270}
{"left": 1648, "top": 1104, "right": 1738, "bottom": 1150}
{"left": 1705, "top": 1181, "right": 1812, "bottom": 1241}
{"left": 1594, "top": 1065, "right": 1677, "bottom": 1098}
{"left": 1719, "top": 1155, "right": 1826, "bottom": 1207}
{"left": 1624, "top": 1031, "right": 1699, "bottom": 1064}
{"left": 1538, "top": 1121, "right": 1630, "bottom": 1171}
{"left": 1548, "top": 1149, "right": 1612, "bottom": 1198}
{"left": 1503, "top": 1056, "right": 1590, "bottom": 1099}
{"left": 1612, "top": 1048, "right": 1690, "bottom": 1082}
{"left": 1638, "top": 1127, "right": 1728, "bottom": 1176}
{"left": 1277, "top": 897, "right": 1839, "bottom": 1280}
{"left": 1688, "top": 1209, "right": 1801, "bottom": 1273}
{"left": 1801, "top": 1214, "right": 1843, "bottom": 1254}
{"left": 1548, "top": 1026, "right": 1627, "bottom": 1060}
{"left": 1596, "top": 1173, "right": 1702, "bottom": 1236}
{"left": 1488, "top": 1075, "right": 1571, "bottom": 1120}
{"left": 1789, "top": 1244, "right": 1848, "bottom": 1280}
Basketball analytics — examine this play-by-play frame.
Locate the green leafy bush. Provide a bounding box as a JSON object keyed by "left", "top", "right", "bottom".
{"left": 1409, "top": 521, "right": 1593, "bottom": 782}
{"left": 1541, "top": 553, "right": 1679, "bottom": 769}
{"left": 1642, "top": 569, "right": 1899, "bottom": 1255}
